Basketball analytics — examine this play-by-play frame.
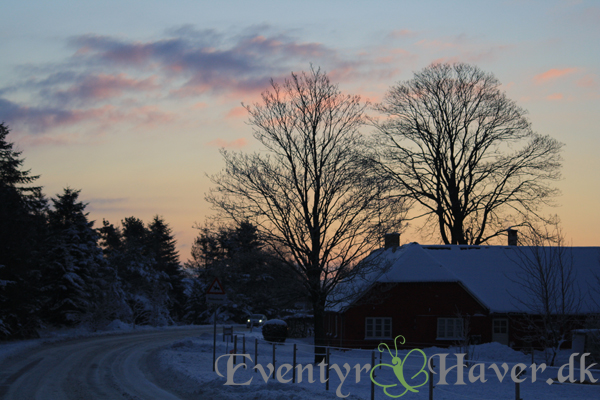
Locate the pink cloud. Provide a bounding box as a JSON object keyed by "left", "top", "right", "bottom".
{"left": 207, "top": 138, "right": 248, "bottom": 148}
{"left": 226, "top": 106, "right": 248, "bottom": 119}
{"left": 191, "top": 102, "right": 208, "bottom": 109}
{"left": 546, "top": 93, "right": 564, "bottom": 101}
{"left": 534, "top": 68, "right": 578, "bottom": 84}
{"left": 577, "top": 74, "right": 597, "bottom": 88}
{"left": 53, "top": 73, "right": 158, "bottom": 104}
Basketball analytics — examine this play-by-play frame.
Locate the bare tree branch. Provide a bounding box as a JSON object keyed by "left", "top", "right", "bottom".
{"left": 206, "top": 67, "right": 407, "bottom": 361}
{"left": 370, "top": 63, "right": 563, "bottom": 245}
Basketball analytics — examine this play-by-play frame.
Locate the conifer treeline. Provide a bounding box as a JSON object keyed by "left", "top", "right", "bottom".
{"left": 0, "top": 123, "right": 189, "bottom": 339}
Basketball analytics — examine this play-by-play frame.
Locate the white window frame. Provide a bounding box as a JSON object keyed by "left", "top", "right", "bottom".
{"left": 365, "top": 317, "right": 392, "bottom": 339}
{"left": 437, "top": 318, "right": 464, "bottom": 340}
{"left": 493, "top": 319, "right": 508, "bottom": 334}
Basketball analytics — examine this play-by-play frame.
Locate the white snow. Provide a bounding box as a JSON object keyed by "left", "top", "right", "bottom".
{"left": 158, "top": 327, "right": 600, "bottom": 399}
{"left": 264, "top": 319, "right": 287, "bottom": 326}
{"left": 328, "top": 243, "right": 600, "bottom": 314}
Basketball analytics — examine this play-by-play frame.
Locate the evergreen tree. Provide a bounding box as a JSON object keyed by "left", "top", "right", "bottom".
{"left": 121, "top": 217, "right": 171, "bottom": 325}
{"left": 147, "top": 216, "right": 185, "bottom": 320}
{"left": 0, "top": 122, "right": 47, "bottom": 338}
{"left": 43, "top": 188, "right": 105, "bottom": 326}
{"left": 189, "top": 221, "right": 303, "bottom": 322}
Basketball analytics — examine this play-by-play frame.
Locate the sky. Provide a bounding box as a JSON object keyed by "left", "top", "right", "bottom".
{"left": 1, "top": 0, "right": 599, "bottom": 260}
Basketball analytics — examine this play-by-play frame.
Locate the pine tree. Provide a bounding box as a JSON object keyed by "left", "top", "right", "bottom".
{"left": 147, "top": 216, "right": 184, "bottom": 320}
{"left": 188, "top": 221, "right": 303, "bottom": 322}
{"left": 43, "top": 188, "right": 105, "bottom": 326}
{"left": 120, "top": 217, "right": 171, "bottom": 325}
{"left": 0, "top": 123, "right": 47, "bottom": 338}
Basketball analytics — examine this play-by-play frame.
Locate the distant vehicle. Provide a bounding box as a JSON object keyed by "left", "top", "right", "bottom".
{"left": 246, "top": 314, "right": 266, "bottom": 328}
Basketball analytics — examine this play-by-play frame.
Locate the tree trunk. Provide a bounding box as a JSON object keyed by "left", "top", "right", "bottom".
{"left": 312, "top": 299, "right": 326, "bottom": 364}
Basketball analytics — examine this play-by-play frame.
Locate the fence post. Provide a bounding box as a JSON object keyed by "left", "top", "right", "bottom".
{"left": 326, "top": 346, "right": 330, "bottom": 391}
{"left": 293, "top": 344, "right": 297, "bottom": 383}
{"left": 429, "top": 357, "right": 435, "bottom": 400}
{"left": 273, "top": 342, "right": 276, "bottom": 372}
{"left": 515, "top": 366, "right": 524, "bottom": 400}
{"left": 255, "top": 338, "right": 258, "bottom": 373}
{"left": 242, "top": 335, "right": 246, "bottom": 369}
{"left": 371, "top": 351, "right": 375, "bottom": 400}
{"left": 233, "top": 335, "right": 237, "bottom": 365}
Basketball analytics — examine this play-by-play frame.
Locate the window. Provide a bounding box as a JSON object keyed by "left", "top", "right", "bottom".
{"left": 365, "top": 317, "right": 392, "bottom": 339}
{"left": 493, "top": 319, "right": 508, "bottom": 334}
{"left": 437, "top": 318, "right": 464, "bottom": 340}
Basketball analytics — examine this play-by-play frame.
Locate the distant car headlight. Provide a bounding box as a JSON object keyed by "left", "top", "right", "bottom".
{"left": 259, "top": 319, "right": 262, "bottom": 323}
{"left": 247, "top": 319, "right": 250, "bottom": 322}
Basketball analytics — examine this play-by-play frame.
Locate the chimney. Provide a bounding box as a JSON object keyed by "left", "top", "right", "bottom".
{"left": 384, "top": 233, "right": 400, "bottom": 249}
{"left": 507, "top": 228, "right": 518, "bottom": 246}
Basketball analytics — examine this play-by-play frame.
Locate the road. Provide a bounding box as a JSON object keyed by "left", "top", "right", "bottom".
{"left": 0, "top": 326, "right": 220, "bottom": 400}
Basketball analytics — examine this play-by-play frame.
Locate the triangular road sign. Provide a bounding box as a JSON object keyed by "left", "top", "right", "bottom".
{"left": 206, "top": 277, "right": 226, "bottom": 295}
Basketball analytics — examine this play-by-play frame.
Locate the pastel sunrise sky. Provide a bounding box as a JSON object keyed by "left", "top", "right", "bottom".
{"left": 1, "top": 0, "right": 599, "bottom": 259}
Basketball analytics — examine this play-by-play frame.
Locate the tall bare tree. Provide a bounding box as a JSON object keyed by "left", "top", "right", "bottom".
{"left": 207, "top": 67, "right": 405, "bottom": 361}
{"left": 509, "top": 225, "right": 581, "bottom": 366}
{"left": 372, "top": 63, "right": 563, "bottom": 245}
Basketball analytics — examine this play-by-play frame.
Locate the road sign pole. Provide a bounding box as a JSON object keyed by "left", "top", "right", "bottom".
{"left": 212, "top": 306, "right": 217, "bottom": 371}
{"left": 207, "top": 277, "right": 226, "bottom": 372}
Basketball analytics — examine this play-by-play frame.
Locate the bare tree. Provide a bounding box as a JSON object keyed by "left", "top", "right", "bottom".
{"left": 509, "top": 225, "right": 581, "bottom": 366}
{"left": 206, "top": 67, "right": 405, "bottom": 362}
{"left": 371, "top": 63, "right": 564, "bottom": 245}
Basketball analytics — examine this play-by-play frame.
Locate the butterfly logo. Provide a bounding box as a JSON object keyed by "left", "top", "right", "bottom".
{"left": 369, "top": 335, "right": 429, "bottom": 398}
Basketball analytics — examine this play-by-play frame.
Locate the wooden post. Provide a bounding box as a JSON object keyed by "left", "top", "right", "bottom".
{"left": 515, "top": 365, "right": 525, "bottom": 400}
{"left": 292, "top": 344, "right": 297, "bottom": 383}
{"left": 255, "top": 338, "right": 258, "bottom": 373}
{"left": 272, "top": 343, "right": 276, "bottom": 372}
{"left": 515, "top": 372, "right": 520, "bottom": 400}
{"left": 242, "top": 335, "right": 246, "bottom": 369}
{"left": 233, "top": 335, "right": 237, "bottom": 365}
{"left": 371, "top": 351, "right": 375, "bottom": 400}
{"left": 429, "top": 358, "right": 435, "bottom": 400}
{"left": 212, "top": 307, "right": 217, "bottom": 372}
{"left": 326, "top": 347, "right": 330, "bottom": 391}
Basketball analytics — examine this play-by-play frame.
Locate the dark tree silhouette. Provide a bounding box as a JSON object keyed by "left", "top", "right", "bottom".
{"left": 207, "top": 68, "right": 405, "bottom": 362}
{"left": 372, "top": 63, "right": 563, "bottom": 245}
{"left": 0, "top": 122, "right": 47, "bottom": 338}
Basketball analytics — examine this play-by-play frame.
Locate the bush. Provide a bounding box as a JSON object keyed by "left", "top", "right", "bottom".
{"left": 262, "top": 319, "right": 288, "bottom": 343}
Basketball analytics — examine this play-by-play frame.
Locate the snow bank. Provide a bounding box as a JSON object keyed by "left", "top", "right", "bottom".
{"left": 263, "top": 319, "right": 287, "bottom": 326}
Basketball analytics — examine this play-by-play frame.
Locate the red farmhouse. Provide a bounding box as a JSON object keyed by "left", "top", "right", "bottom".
{"left": 324, "top": 234, "right": 600, "bottom": 350}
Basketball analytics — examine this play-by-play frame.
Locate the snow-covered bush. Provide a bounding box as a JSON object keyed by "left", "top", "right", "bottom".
{"left": 262, "top": 319, "right": 288, "bottom": 343}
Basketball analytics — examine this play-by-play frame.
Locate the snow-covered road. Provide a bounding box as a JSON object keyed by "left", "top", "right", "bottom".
{"left": 0, "top": 326, "right": 216, "bottom": 400}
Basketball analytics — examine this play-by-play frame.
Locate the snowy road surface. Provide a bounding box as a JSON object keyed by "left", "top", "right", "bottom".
{"left": 0, "top": 326, "right": 217, "bottom": 399}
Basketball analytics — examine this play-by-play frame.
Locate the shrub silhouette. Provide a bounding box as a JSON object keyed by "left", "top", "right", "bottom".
{"left": 262, "top": 320, "right": 288, "bottom": 343}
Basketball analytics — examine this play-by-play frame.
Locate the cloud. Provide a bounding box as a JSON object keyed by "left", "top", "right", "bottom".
{"left": 69, "top": 29, "right": 336, "bottom": 98}
{"left": 546, "top": 93, "right": 564, "bottom": 101}
{"left": 49, "top": 73, "right": 159, "bottom": 105}
{"left": 534, "top": 68, "right": 579, "bottom": 84}
{"left": 387, "top": 29, "right": 418, "bottom": 39}
{"left": 0, "top": 25, "right": 412, "bottom": 140}
{"left": 206, "top": 138, "right": 248, "bottom": 148}
{"left": 0, "top": 97, "right": 175, "bottom": 138}
{"left": 577, "top": 74, "right": 597, "bottom": 88}
{"left": 226, "top": 106, "right": 248, "bottom": 119}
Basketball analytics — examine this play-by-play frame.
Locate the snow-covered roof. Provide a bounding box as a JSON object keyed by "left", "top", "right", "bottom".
{"left": 327, "top": 243, "right": 600, "bottom": 314}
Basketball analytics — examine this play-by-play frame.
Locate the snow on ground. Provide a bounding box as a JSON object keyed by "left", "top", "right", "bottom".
{"left": 0, "top": 320, "right": 199, "bottom": 364}
{"left": 160, "top": 328, "right": 600, "bottom": 400}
